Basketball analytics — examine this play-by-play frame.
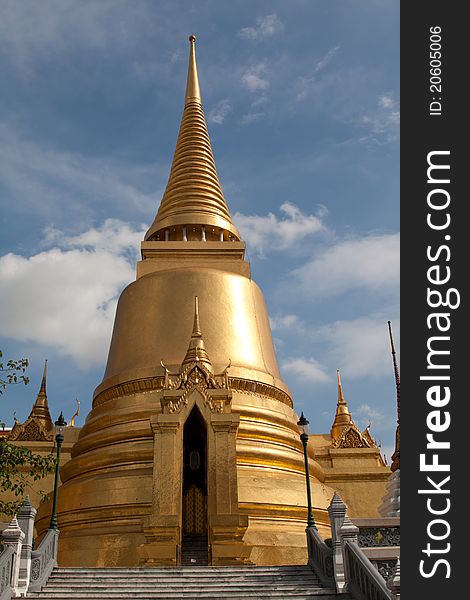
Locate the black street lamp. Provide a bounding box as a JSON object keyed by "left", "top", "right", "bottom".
{"left": 297, "top": 412, "right": 317, "bottom": 530}
{"left": 49, "top": 412, "right": 67, "bottom": 530}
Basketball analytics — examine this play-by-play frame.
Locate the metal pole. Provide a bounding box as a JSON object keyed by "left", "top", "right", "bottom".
{"left": 301, "top": 432, "right": 317, "bottom": 529}
{"left": 49, "top": 433, "right": 63, "bottom": 530}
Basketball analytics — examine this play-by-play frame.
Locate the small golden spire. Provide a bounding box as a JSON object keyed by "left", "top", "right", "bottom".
{"left": 185, "top": 35, "right": 201, "bottom": 105}
{"left": 181, "top": 296, "right": 213, "bottom": 372}
{"left": 337, "top": 369, "right": 347, "bottom": 406}
{"left": 331, "top": 369, "right": 353, "bottom": 440}
{"left": 39, "top": 359, "right": 47, "bottom": 394}
{"left": 28, "top": 359, "right": 53, "bottom": 426}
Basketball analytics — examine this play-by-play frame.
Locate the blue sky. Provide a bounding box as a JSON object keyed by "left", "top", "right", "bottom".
{"left": 0, "top": 1, "right": 399, "bottom": 461}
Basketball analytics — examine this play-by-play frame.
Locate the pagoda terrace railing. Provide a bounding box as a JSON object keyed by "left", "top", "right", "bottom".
{"left": 28, "top": 528, "right": 59, "bottom": 592}
{"left": 344, "top": 538, "right": 392, "bottom": 600}
{"left": 0, "top": 499, "right": 59, "bottom": 598}
{"left": 0, "top": 545, "right": 15, "bottom": 600}
{"left": 306, "top": 493, "right": 400, "bottom": 599}
{"left": 306, "top": 526, "right": 335, "bottom": 588}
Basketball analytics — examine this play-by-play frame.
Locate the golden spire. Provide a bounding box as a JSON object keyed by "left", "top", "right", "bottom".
{"left": 191, "top": 294, "right": 202, "bottom": 337}
{"left": 145, "top": 35, "right": 240, "bottom": 242}
{"left": 28, "top": 360, "right": 53, "bottom": 426}
{"left": 388, "top": 321, "right": 400, "bottom": 472}
{"left": 185, "top": 34, "right": 201, "bottom": 104}
{"left": 181, "top": 296, "right": 213, "bottom": 372}
{"left": 331, "top": 369, "right": 353, "bottom": 440}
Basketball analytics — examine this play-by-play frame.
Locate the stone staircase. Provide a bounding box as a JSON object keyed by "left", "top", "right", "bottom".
{"left": 26, "top": 565, "right": 351, "bottom": 599}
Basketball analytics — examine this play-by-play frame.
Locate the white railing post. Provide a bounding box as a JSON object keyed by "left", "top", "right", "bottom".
{"left": 327, "top": 492, "right": 348, "bottom": 592}
{"left": 1, "top": 517, "right": 25, "bottom": 597}
{"left": 338, "top": 511, "right": 359, "bottom": 591}
{"left": 16, "top": 497, "right": 37, "bottom": 596}
{"left": 387, "top": 556, "right": 400, "bottom": 599}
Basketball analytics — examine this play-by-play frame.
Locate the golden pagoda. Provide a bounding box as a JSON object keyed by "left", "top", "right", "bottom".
{"left": 34, "top": 36, "right": 388, "bottom": 566}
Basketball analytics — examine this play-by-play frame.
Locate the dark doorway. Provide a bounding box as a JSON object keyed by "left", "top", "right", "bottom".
{"left": 181, "top": 405, "right": 208, "bottom": 565}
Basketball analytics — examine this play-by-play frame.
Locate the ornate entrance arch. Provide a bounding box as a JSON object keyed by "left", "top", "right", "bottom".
{"left": 137, "top": 306, "right": 251, "bottom": 565}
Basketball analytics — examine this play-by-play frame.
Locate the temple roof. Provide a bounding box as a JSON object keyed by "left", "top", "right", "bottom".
{"left": 145, "top": 35, "right": 240, "bottom": 242}
{"left": 9, "top": 360, "right": 54, "bottom": 442}
{"left": 330, "top": 369, "right": 377, "bottom": 450}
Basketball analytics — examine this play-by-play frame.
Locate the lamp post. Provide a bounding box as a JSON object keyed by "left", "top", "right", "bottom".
{"left": 49, "top": 412, "right": 67, "bottom": 530}
{"left": 297, "top": 412, "right": 317, "bottom": 529}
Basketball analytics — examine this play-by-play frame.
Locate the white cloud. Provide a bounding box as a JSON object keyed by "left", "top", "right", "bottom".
{"left": 270, "top": 314, "right": 300, "bottom": 331}
{"left": 314, "top": 46, "right": 340, "bottom": 73}
{"left": 241, "top": 64, "right": 269, "bottom": 92}
{"left": 0, "top": 220, "right": 145, "bottom": 369}
{"left": 292, "top": 233, "right": 399, "bottom": 297}
{"left": 234, "top": 202, "right": 325, "bottom": 256}
{"left": 0, "top": 0, "right": 157, "bottom": 78}
{"left": 295, "top": 46, "right": 341, "bottom": 102}
{"left": 320, "top": 315, "right": 400, "bottom": 380}
{"left": 208, "top": 99, "right": 233, "bottom": 125}
{"left": 282, "top": 357, "right": 331, "bottom": 384}
{"left": 44, "top": 218, "right": 147, "bottom": 258}
{"left": 238, "top": 14, "right": 282, "bottom": 41}
{"left": 360, "top": 93, "right": 400, "bottom": 144}
{"left": 240, "top": 111, "right": 265, "bottom": 126}
{"left": 355, "top": 403, "right": 386, "bottom": 430}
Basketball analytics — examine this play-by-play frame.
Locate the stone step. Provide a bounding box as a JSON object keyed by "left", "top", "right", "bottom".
{"left": 49, "top": 571, "right": 318, "bottom": 584}
{"left": 27, "top": 592, "right": 346, "bottom": 599}
{"left": 46, "top": 575, "right": 321, "bottom": 584}
{"left": 47, "top": 572, "right": 318, "bottom": 580}
{"left": 54, "top": 564, "right": 310, "bottom": 573}
{"left": 42, "top": 583, "right": 323, "bottom": 591}
{"left": 26, "top": 564, "right": 350, "bottom": 599}
{"left": 51, "top": 566, "right": 314, "bottom": 576}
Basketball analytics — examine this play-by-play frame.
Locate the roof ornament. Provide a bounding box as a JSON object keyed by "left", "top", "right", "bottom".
{"left": 70, "top": 398, "right": 81, "bottom": 428}
{"left": 388, "top": 321, "right": 400, "bottom": 472}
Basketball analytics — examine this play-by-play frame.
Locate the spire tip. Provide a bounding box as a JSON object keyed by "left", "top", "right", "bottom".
{"left": 189, "top": 34, "right": 196, "bottom": 43}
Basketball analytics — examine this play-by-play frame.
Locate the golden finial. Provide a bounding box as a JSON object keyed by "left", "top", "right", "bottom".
{"left": 192, "top": 296, "right": 202, "bottom": 337}
{"left": 39, "top": 359, "right": 48, "bottom": 395}
{"left": 28, "top": 359, "right": 53, "bottom": 426}
{"left": 331, "top": 369, "right": 352, "bottom": 440}
{"left": 185, "top": 33, "right": 201, "bottom": 105}
{"left": 69, "top": 398, "right": 81, "bottom": 428}
{"left": 337, "top": 369, "right": 347, "bottom": 406}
